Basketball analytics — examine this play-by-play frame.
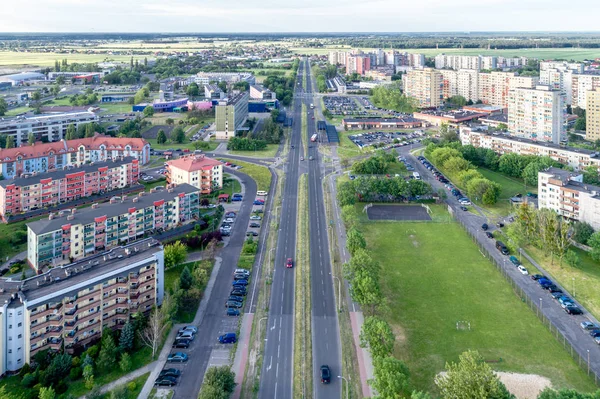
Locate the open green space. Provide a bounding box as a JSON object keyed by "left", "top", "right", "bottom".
{"left": 4, "top": 106, "right": 31, "bottom": 116}
{"left": 100, "top": 372, "right": 149, "bottom": 399}
{"left": 141, "top": 177, "right": 167, "bottom": 192}
{"left": 0, "top": 219, "right": 32, "bottom": 261}
{"left": 228, "top": 144, "right": 279, "bottom": 158}
{"left": 99, "top": 103, "right": 134, "bottom": 114}
{"left": 0, "top": 51, "right": 147, "bottom": 67}
{"left": 145, "top": 138, "right": 218, "bottom": 152}
{"left": 164, "top": 260, "right": 214, "bottom": 322}
{"left": 358, "top": 208, "right": 596, "bottom": 393}
{"left": 218, "top": 158, "right": 272, "bottom": 191}
{"left": 215, "top": 174, "right": 243, "bottom": 198}
{"left": 476, "top": 167, "right": 534, "bottom": 217}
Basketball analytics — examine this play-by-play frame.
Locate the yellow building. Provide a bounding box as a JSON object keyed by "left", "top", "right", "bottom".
{"left": 402, "top": 68, "right": 443, "bottom": 108}
{"left": 587, "top": 89, "right": 600, "bottom": 141}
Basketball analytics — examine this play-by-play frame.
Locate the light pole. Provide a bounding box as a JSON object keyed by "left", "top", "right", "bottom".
{"left": 338, "top": 376, "right": 348, "bottom": 399}
{"left": 588, "top": 349, "right": 591, "bottom": 375}
{"left": 331, "top": 273, "right": 342, "bottom": 312}
{"left": 572, "top": 277, "right": 575, "bottom": 298}
{"left": 519, "top": 247, "right": 522, "bottom": 263}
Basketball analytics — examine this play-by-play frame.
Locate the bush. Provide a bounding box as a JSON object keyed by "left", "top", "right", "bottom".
{"left": 127, "top": 381, "right": 137, "bottom": 392}
{"left": 69, "top": 366, "right": 82, "bottom": 380}
{"left": 18, "top": 362, "right": 31, "bottom": 377}
{"left": 85, "top": 345, "right": 99, "bottom": 359}
{"left": 21, "top": 372, "right": 37, "bottom": 388}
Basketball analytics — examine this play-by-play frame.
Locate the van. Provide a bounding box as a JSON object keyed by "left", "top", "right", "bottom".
{"left": 412, "top": 172, "right": 421, "bottom": 180}
{"left": 257, "top": 191, "right": 268, "bottom": 196}
{"left": 496, "top": 240, "right": 509, "bottom": 255}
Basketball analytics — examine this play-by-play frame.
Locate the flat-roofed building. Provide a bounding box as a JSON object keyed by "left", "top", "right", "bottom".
{"left": 0, "top": 238, "right": 164, "bottom": 375}
{"left": 587, "top": 89, "right": 600, "bottom": 142}
{"left": 249, "top": 84, "right": 276, "bottom": 101}
{"left": 402, "top": 68, "right": 443, "bottom": 108}
{"left": 341, "top": 117, "right": 423, "bottom": 130}
{"left": 478, "top": 71, "right": 538, "bottom": 108}
{"left": 215, "top": 92, "right": 249, "bottom": 140}
{"left": 204, "top": 84, "right": 224, "bottom": 100}
{"left": 413, "top": 109, "right": 487, "bottom": 127}
{"left": 26, "top": 184, "right": 199, "bottom": 271}
{"left": 194, "top": 72, "right": 255, "bottom": 86}
{"left": 572, "top": 74, "right": 600, "bottom": 110}
{"left": 166, "top": 154, "right": 223, "bottom": 194}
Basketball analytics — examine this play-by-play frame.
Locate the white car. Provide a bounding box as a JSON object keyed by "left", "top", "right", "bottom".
{"left": 517, "top": 265, "right": 528, "bottom": 275}
{"left": 459, "top": 200, "right": 471, "bottom": 206}
{"left": 250, "top": 215, "right": 262, "bottom": 220}
{"left": 224, "top": 218, "right": 235, "bottom": 223}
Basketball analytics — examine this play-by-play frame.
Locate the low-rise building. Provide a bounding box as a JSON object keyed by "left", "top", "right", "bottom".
{"left": 341, "top": 117, "right": 423, "bottom": 130}
{"left": 0, "top": 72, "right": 46, "bottom": 86}
{"left": 101, "top": 93, "right": 135, "bottom": 103}
{"left": 215, "top": 92, "right": 249, "bottom": 140}
{"left": 0, "top": 238, "right": 164, "bottom": 375}
{"left": 0, "top": 112, "right": 99, "bottom": 146}
{"left": 0, "top": 134, "right": 150, "bottom": 179}
{"left": 249, "top": 84, "right": 276, "bottom": 101}
{"left": 0, "top": 157, "right": 139, "bottom": 220}
{"left": 204, "top": 84, "right": 224, "bottom": 100}
{"left": 413, "top": 109, "right": 488, "bottom": 127}
{"left": 26, "top": 184, "right": 199, "bottom": 271}
{"left": 166, "top": 154, "right": 223, "bottom": 194}
{"left": 460, "top": 125, "right": 600, "bottom": 171}
{"left": 194, "top": 72, "right": 255, "bottom": 86}
{"left": 538, "top": 167, "right": 600, "bottom": 230}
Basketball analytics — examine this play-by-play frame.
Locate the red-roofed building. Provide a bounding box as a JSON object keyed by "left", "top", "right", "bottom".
{"left": 0, "top": 134, "right": 150, "bottom": 179}
{"left": 166, "top": 155, "right": 223, "bottom": 194}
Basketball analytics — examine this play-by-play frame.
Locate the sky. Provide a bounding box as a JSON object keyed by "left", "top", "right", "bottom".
{"left": 1, "top": 0, "right": 600, "bottom": 33}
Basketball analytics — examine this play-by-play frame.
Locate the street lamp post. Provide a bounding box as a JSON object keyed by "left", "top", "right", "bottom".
{"left": 588, "top": 349, "right": 591, "bottom": 375}
{"left": 338, "top": 376, "right": 348, "bottom": 399}
{"left": 331, "top": 273, "right": 342, "bottom": 312}
{"left": 572, "top": 277, "right": 575, "bottom": 298}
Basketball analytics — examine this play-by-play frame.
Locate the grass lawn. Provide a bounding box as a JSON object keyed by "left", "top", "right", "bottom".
{"left": 337, "top": 130, "right": 371, "bottom": 161}
{"left": 359, "top": 214, "right": 596, "bottom": 394}
{"left": 4, "top": 106, "right": 31, "bottom": 116}
{"left": 474, "top": 167, "right": 533, "bottom": 217}
{"left": 102, "top": 372, "right": 149, "bottom": 399}
{"left": 214, "top": 174, "right": 243, "bottom": 198}
{"left": 164, "top": 260, "right": 214, "bottom": 322}
{"left": 141, "top": 177, "right": 167, "bottom": 192}
{"left": 99, "top": 103, "right": 134, "bottom": 114}
{"left": 228, "top": 144, "right": 279, "bottom": 158}
{"left": 145, "top": 138, "right": 219, "bottom": 152}
{"left": 0, "top": 218, "right": 31, "bottom": 261}
{"left": 218, "top": 158, "right": 272, "bottom": 191}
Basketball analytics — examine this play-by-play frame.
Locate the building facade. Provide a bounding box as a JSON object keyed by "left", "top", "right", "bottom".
{"left": 587, "top": 89, "right": 600, "bottom": 142}
{"left": 249, "top": 85, "right": 276, "bottom": 101}
{"left": 459, "top": 125, "right": 600, "bottom": 171}
{"left": 215, "top": 92, "right": 249, "bottom": 140}
{"left": 0, "top": 238, "right": 164, "bottom": 375}
{"left": 434, "top": 54, "right": 496, "bottom": 71}
{"left": 402, "top": 68, "right": 443, "bottom": 108}
{"left": 538, "top": 168, "right": 600, "bottom": 230}
{"left": 572, "top": 75, "right": 600, "bottom": 110}
{"left": 341, "top": 117, "right": 422, "bottom": 130}
{"left": 478, "top": 72, "right": 538, "bottom": 108}
{"left": 194, "top": 72, "right": 255, "bottom": 86}
{"left": 0, "top": 157, "right": 139, "bottom": 219}
{"left": 0, "top": 112, "right": 99, "bottom": 146}
{"left": 166, "top": 155, "right": 223, "bottom": 195}
{"left": 26, "top": 184, "right": 199, "bottom": 271}
{"left": 0, "top": 135, "right": 150, "bottom": 179}
{"left": 508, "top": 85, "right": 565, "bottom": 144}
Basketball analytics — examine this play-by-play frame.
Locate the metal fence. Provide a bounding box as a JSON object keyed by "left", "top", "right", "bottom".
{"left": 452, "top": 213, "right": 600, "bottom": 386}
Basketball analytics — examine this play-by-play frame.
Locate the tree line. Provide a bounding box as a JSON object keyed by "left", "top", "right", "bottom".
{"left": 338, "top": 176, "right": 431, "bottom": 205}
{"left": 370, "top": 84, "right": 419, "bottom": 114}
{"left": 262, "top": 75, "right": 294, "bottom": 106}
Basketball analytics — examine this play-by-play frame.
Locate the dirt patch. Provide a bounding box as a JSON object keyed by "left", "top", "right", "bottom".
{"left": 436, "top": 371, "right": 551, "bottom": 399}
{"left": 390, "top": 323, "right": 407, "bottom": 346}
{"left": 367, "top": 205, "right": 431, "bottom": 221}
{"left": 143, "top": 125, "right": 174, "bottom": 139}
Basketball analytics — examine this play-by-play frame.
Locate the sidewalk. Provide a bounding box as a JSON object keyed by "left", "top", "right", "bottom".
{"left": 1, "top": 250, "right": 27, "bottom": 269}
{"left": 231, "top": 313, "right": 254, "bottom": 399}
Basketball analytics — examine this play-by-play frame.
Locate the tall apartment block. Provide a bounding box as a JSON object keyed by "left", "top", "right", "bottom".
{"left": 166, "top": 154, "right": 223, "bottom": 195}
{"left": 0, "top": 134, "right": 150, "bottom": 179}
{"left": 0, "top": 157, "right": 140, "bottom": 220}
{"left": 402, "top": 68, "right": 443, "bottom": 108}
{"left": 26, "top": 184, "right": 200, "bottom": 271}
{"left": 572, "top": 75, "right": 600, "bottom": 110}
{"left": 539, "top": 61, "right": 584, "bottom": 105}
{"left": 508, "top": 85, "right": 565, "bottom": 144}
{"left": 0, "top": 112, "right": 99, "bottom": 146}
{"left": 0, "top": 238, "right": 164, "bottom": 375}
{"left": 215, "top": 92, "right": 249, "bottom": 140}
{"left": 439, "top": 69, "right": 479, "bottom": 102}
{"left": 434, "top": 54, "right": 496, "bottom": 71}
{"left": 587, "top": 89, "right": 600, "bottom": 142}
{"left": 346, "top": 55, "right": 371, "bottom": 75}
{"left": 478, "top": 72, "right": 538, "bottom": 108}
{"left": 538, "top": 168, "right": 600, "bottom": 230}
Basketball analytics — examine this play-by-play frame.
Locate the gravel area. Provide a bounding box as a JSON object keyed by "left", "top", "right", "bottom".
{"left": 437, "top": 371, "right": 551, "bottom": 399}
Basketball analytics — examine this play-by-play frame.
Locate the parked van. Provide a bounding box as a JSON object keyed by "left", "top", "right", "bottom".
{"left": 496, "top": 240, "right": 509, "bottom": 255}
{"left": 257, "top": 191, "right": 268, "bottom": 196}
{"left": 412, "top": 172, "right": 421, "bottom": 180}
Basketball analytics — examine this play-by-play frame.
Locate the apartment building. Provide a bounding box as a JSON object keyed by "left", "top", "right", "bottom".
{"left": 0, "top": 134, "right": 150, "bottom": 179}
{"left": 194, "top": 72, "right": 255, "bottom": 86}
{"left": 434, "top": 54, "right": 496, "bottom": 71}
{"left": 0, "top": 238, "right": 164, "bottom": 375}
{"left": 0, "top": 112, "right": 99, "bottom": 146}
{"left": 571, "top": 74, "right": 600, "bottom": 110}
{"left": 249, "top": 84, "right": 276, "bottom": 101}
{"left": 538, "top": 167, "right": 600, "bottom": 230}
{"left": 26, "top": 184, "right": 200, "bottom": 271}
{"left": 478, "top": 71, "right": 539, "bottom": 108}
{"left": 346, "top": 55, "right": 371, "bottom": 75}
{"left": 402, "top": 68, "right": 443, "bottom": 108}
{"left": 329, "top": 51, "right": 348, "bottom": 66}
{"left": 459, "top": 125, "right": 600, "bottom": 171}
{"left": 215, "top": 92, "right": 249, "bottom": 140}
{"left": 497, "top": 57, "right": 529, "bottom": 69}
{"left": 166, "top": 154, "right": 223, "bottom": 194}
{"left": 508, "top": 85, "right": 565, "bottom": 144}
{"left": 539, "top": 61, "right": 584, "bottom": 105}
{"left": 0, "top": 157, "right": 139, "bottom": 219}
{"left": 587, "top": 89, "right": 600, "bottom": 141}
{"left": 204, "top": 84, "right": 224, "bottom": 100}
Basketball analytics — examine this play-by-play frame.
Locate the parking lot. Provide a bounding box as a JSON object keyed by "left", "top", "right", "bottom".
{"left": 323, "top": 96, "right": 367, "bottom": 117}
{"left": 366, "top": 204, "right": 432, "bottom": 221}
{"left": 349, "top": 130, "right": 425, "bottom": 149}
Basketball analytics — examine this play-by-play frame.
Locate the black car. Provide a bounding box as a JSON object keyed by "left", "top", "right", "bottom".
{"left": 320, "top": 365, "right": 331, "bottom": 384}
{"left": 234, "top": 274, "right": 248, "bottom": 280}
{"left": 589, "top": 329, "right": 600, "bottom": 337}
{"left": 497, "top": 222, "right": 505, "bottom": 228}
{"left": 172, "top": 339, "right": 191, "bottom": 348}
{"left": 246, "top": 231, "right": 259, "bottom": 237}
{"left": 481, "top": 223, "right": 488, "bottom": 231}
{"left": 565, "top": 305, "right": 583, "bottom": 315}
{"left": 530, "top": 274, "right": 546, "bottom": 281}
{"left": 155, "top": 376, "right": 178, "bottom": 386}
{"left": 159, "top": 368, "right": 181, "bottom": 378}
{"left": 548, "top": 285, "right": 562, "bottom": 293}
{"left": 249, "top": 222, "right": 261, "bottom": 228}
{"left": 460, "top": 206, "right": 468, "bottom": 211}
{"left": 485, "top": 232, "right": 493, "bottom": 239}
{"left": 228, "top": 295, "right": 244, "bottom": 302}
{"left": 551, "top": 291, "right": 565, "bottom": 299}
{"left": 231, "top": 289, "right": 247, "bottom": 296}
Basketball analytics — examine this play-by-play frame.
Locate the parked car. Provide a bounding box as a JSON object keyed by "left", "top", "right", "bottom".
{"left": 172, "top": 339, "right": 191, "bottom": 348}
{"left": 228, "top": 295, "right": 244, "bottom": 302}
{"left": 218, "top": 333, "right": 237, "bottom": 344}
{"left": 509, "top": 256, "right": 520, "bottom": 266}
{"left": 234, "top": 273, "right": 248, "bottom": 280}
{"left": 320, "top": 365, "right": 331, "bottom": 384}
{"left": 517, "top": 265, "right": 528, "bottom": 275}
{"left": 246, "top": 231, "right": 259, "bottom": 237}
{"left": 581, "top": 321, "right": 600, "bottom": 330}
{"left": 159, "top": 368, "right": 181, "bottom": 378}
{"left": 231, "top": 288, "right": 247, "bottom": 296}
{"left": 225, "top": 218, "right": 235, "bottom": 223}
{"left": 565, "top": 305, "right": 583, "bottom": 315}
{"left": 167, "top": 352, "right": 188, "bottom": 363}
{"left": 176, "top": 331, "right": 196, "bottom": 341}
{"left": 460, "top": 206, "right": 468, "bottom": 211}
{"left": 235, "top": 268, "right": 250, "bottom": 276}
{"left": 497, "top": 222, "right": 505, "bottom": 228}
{"left": 225, "top": 212, "right": 236, "bottom": 218}
{"left": 485, "top": 232, "right": 493, "bottom": 239}
{"left": 481, "top": 223, "right": 488, "bottom": 231}
{"left": 551, "top": 291, "right": 565, "bottom": 300}
{"left": 590, "top": 329, "right": 600, "bottom": 337}
{"left": 225, "top": 300, "right": 243, "bottom": 308}
{"left": 531, "top": 274, "right": 546, "bottom": 281}
{"left": 250, "top": 215, "right": 262, "bottom": 220}
{"left": 227, "top": 308, "right": 240, "bottom": 316}
{"left": 155, "top": 376, "right": 178, "bottom": 386}
{"left": 249, "top": 222, "right": 261, "bottom": 228}
{"left": 178, "top": 326, "right": 198, "bottom": 334}
{"left": 232, "top": 279, "right": 248, "bottom": 286}
{"left": 253, "top": 200, "right": 265, "bottom": 205}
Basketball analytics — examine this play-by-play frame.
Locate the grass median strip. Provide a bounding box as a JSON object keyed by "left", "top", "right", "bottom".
{"left": 294, "top": 174, "right": 313, "bottom": 399}
{"left": 218, "top": 159, "right": 272, "bottom": 192}
{"left": 302, "top": 104, "right": 308, "bottom": 157}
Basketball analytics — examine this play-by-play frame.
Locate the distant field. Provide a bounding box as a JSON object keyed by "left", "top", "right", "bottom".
{"left": 292, "top": 46, "right": 600, "bottom": 61}
{"left": 0, "top": 51, "right": 147, "bottom": 67}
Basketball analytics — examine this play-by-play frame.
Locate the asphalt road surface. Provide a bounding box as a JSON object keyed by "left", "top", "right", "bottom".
{"left": 258, "top": 60, "right": 304, "bottom": 398}
{"left": 172, "top": 169, "right": 257, "bottom": 399}
{"left": 305, "top": 60, "right": 342, "bottom": 399}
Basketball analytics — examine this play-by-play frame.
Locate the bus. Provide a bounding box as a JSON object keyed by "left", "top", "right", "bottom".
{"left": 412, "top": 172, "right": 421, "bottom": 180}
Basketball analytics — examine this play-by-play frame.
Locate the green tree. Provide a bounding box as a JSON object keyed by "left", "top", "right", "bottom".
{"left": 0, "top": 98, "right": 7, "bottom": 116}
{"left": 341, "top": 205, "right": 359, "bottom": 229}
{"left": 583, "top": 166, "right": 600, "bottom": 185}
{"left": 31, "top": 90, "right": 42, "bottom": 103}
{"left": 180, "top": 266, "right": 193, "bottom": 290}
{"left": 156, "top": 129, "right": 167, "bottom": 144}
{"left": 109, "top": 385, "right": 128, "bottom": 399}
{"left": 496, "top": 123, "right": 508, "bottom": 131}
{"left": 411, "top": 392, "right": 433, "bottom": 399}
{"left": 65, "top": 123, "right": 77, "bottom": 140}
{"left": 164, "top": 241, "right": 187, "bottom": 269}
{"left": 198, "top": 385, "right": 228, "bottom": 399}
{"left": 371, "top": 356, "right": 411, "bottom": 399}
{"left": 38, "top": 387, "right": 55, "bottom": 399}
{"left": 574, "top": 117, "right": 586, "bottom": 131}
{"left": 56, "top": 75, "right": 66, "bottom": 85}
{"left": 350, "top": 267, "right": 383, "bottom": 313}
{"left": 119, "top": 322, "right": 135, "bottom": 352}
{"left": 537, "top": 388, "right": 600, "bottom": 399}
{"left": 431, "top": 147, "right": 462, "bottom": 167}
{"left": 83, "top": 364, "right": 94, "bottom": 389}
{"left": 203, "top": 365, "right": 236, "bottom": 394}
{"left": 28, "top": 133, "right": 36, "bottom": 145}
{"left": 41, "top": 353, "right": 72, "bottom": 387}
{"left": 447, "top": 95, "right": 467, "bottom": 107}
{"left": 443, "top": 156, "right": 471, "bottom": 174}
{"left": 435, "top": 350, "right": 514, "bottom": 399}
{"left": 140, "top": 294, "right": 174, "bottom": 358}
{"left": 165, "top": 118, "right": 175, "bottom": 126}
{"left": 119, "top": 352, "right": 132, "bottom": 373}
{"left": 5, "top": 135, "right": 15, "bottom": 149}
{"left": 186, "top": 82, "right": 200, "bottom": 97}
{"left": 97, "top": 334, "right": 118, "bottom": 372}
{"left": 172, "top": 126, "right": 186, "bottom": 144}
{"left": 85, "top": 122, "right": 95, "bottom": 138}
{"left": 573, "top": 222, "right": 595, "bottom": 244}
{"left": 346, "top": 228, "right": 366, "bottom": 255}
{"left": 143, "top": 105, "right": 155, "bottom": 117}
{"left": 587, "top": 231, "right": 600, "bottom": 262}
{"left": 360, "top": 316, "right": 395, "bottom": 359}
{"left": 564, "top": 249, "right": 580, "bottom": 269}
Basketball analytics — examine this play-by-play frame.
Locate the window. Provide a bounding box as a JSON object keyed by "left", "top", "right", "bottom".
{"left": 8, "top": 324, "right": 12, "bottom": 329}
{"left": 18, "top": 334, "right": 21, "bottom": 339}
{"left": 17, "top": 322, "right": 21, "bottom": 327}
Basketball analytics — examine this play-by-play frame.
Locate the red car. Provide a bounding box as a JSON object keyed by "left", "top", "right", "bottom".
{"left": 286, "top": 258, "right": 293, "bottom": 268}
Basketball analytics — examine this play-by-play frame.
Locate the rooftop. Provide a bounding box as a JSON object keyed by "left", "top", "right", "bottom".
{"left": 343, "top": 117, "right": 420, "bottom": 123}
{"left": 27, "top": 183, "right": 198, "bottom": 235}
{"left": 167, "top": 154, "right": 221, "bottom": 172}
{"left": 218, "top": 91, "right": 249, "bottom": 106}
{"left": 0, "top": 157, "right": 137, "bottom": 188}
{"left": 0, "top": 72, "right": 45, "bottom": 82}
{"left": 205, "top": 84, "right": 222, "bottom": 93}
{"left": 0, "top": 111, "right": 97, "bottom": 127}
{"left": 414, "top": 110, "right": 487, "bottom": 120}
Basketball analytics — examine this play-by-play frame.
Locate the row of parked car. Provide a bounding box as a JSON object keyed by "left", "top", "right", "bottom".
{"left": 156, "top": 326, "right": 200, "bottom": 386}
{"left": 530, "top": 275, "right": 584, "bottom": 315}
{"left": 416, "top": 156, "right": 472, "bottom": 207}
{"left": 226, "top": 268, "right": 251, "bottom": 315}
